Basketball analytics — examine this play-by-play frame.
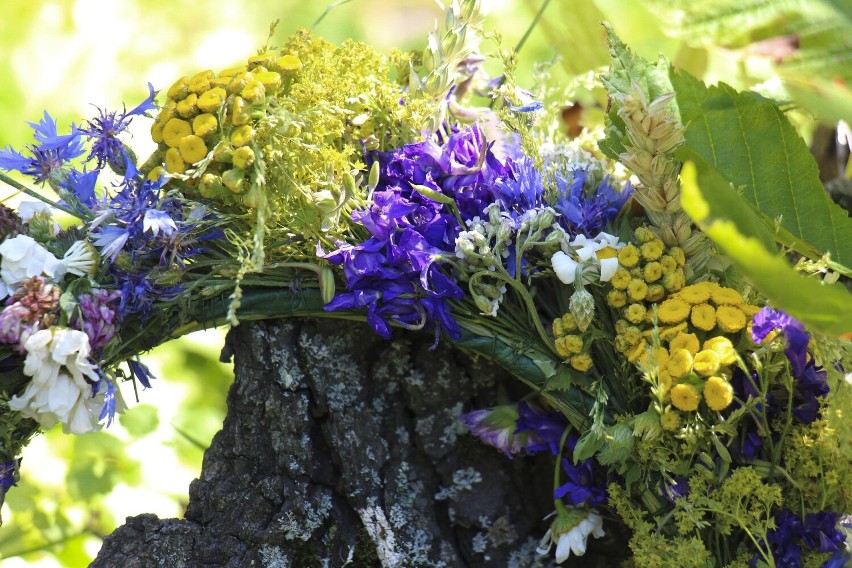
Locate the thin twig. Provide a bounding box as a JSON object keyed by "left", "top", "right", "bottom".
{"left": 312, "top": 0, "right": 357, "bottom": 29}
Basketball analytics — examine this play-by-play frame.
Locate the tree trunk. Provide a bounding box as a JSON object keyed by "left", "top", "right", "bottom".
{"left": 90, "top": 318, "right": 561, "bottom": 567}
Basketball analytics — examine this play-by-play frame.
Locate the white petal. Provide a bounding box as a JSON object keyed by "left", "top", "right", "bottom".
{"left": 599, "top": 257, "right": 619, "bottom": 282}
{"left": 552, "top": 252, "right": 578, "bottom": 285}
{"left": 576, "top": 245, "right": 599, "bottom": 262}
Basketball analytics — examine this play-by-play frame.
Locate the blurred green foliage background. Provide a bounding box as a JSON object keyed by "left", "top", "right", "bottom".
{"left": 0, "top": 0, "right": 847, "bottom": 565}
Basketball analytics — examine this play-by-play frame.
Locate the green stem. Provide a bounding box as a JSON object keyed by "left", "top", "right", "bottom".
{"left": 553, "top": 425, "right": 572, "bottom": 510}
{"left": 0, "top": 171, "right": 87, "bottom": 221}
{"left": 515, "top": 0, "right": 554, "bottom": 54}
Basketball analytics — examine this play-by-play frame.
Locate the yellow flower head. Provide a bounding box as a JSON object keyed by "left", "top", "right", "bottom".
{"left": 627, "top": 339, "right": 649, "bottom": 363}
{"left": 667, "top": 348, "right": 694, "bottom": 380}
{"left": 669, "top": 333, "right": 699, "bottom": 355}
{"left": 197, "top": 87, "right": 228, "bottom": 113}
{"left": 658, "top": 322, "right": 687, "bottom": 343}
{"left": 553, "top": 313, "right": 579, "bottom": 337}
{"left": 703, "top": 336, "right": 738, "bottom": 366}
{"left": 627, "top": 279, "right": 648, "bottom": 302}
{"left": 165, "top": 147, "right": 185, "bottom": 174}
{"left": 167, "top": 76, "right": 188, "bottom": 100}
{"left": 670, "top": 383, "right": 700, "bottom": 412}
{"left": 660, "top": 408, "right": 681, "bottom": 430}
{"left": 623, "top": 326, "right": 643, "bottom": 346}
{"left": 658, "top": 369, "right": 673, "bottom": 395}
{"left": 193, "top": 113, "right": 218, "bottom": 138}
{"left": 277, "top": 54, "right": 302, "bottom": 72}
{"left": 717, "top": 305, "right": 747, "bottom": 333}
{"left": 555, "top": 335, "right": 584, "bottom": 358}
{"left": 692, "top": 349, "right": 720, "bottom": 377}
{"left": 703, "top": 376, "right": 734, "bottom": 411}
{"left": 679, "top": 283, "right": 713, "bottom": 305}
{"left": 570, "top": 353, "right": 593, "bottom": 372}
{"left": 634, "top": 226, "right": 656, "bottom": 243}
{"left": 615, "top": 319, "right": 630, "bottom": 335}
{"left": 162, "top": 118, "right": 193, "bottom": 149}
{"left": 640, "top": 239, "right": 665, "bottom": 261}
{"left": 617, "top": 244, "right": 640, "bottom": 268}
{"left": 643, "top": 262, "right": 662, "bottom": 283}
{"left": 596, "top": 246, "right": 618, "bottom": 260}
{"left": 230, "top": 125, "right": 255, "bottom": 148}
{"left": 232, "top": 146, "right": 256, "bottom": 170}
{"left": 624, "top": 303, "right": 647, "bottom": 324}
{"left": 669, "top": 247, "right": 686, "bottom": 267}
{"left": 662, "top": 269, "right": 685, "bottom": 293}
{"left": 659, "top": 255, "right": 678, "bottom": 275}
{"left": 659, "top": 298, "right": 690, "bottom": 324}
{"left": 646, "top": 284, "right": 666, "bottom": 303}
{"left": 178, "top": 135, "right": 208, "bottom": 164}
{"left": 611, "top": 268, "right": 632, "bottom": 290}
{"left": 711, "top": 286, "right": 744, "bottom": 306}
{"left": 607, "top": 289, "right": 627, "bottom": 308}
{"left": 188, "top": 69, "right": 214, "bottom": 94}
{"left": 691, "top": 303, "right": 717, "bottom": 332}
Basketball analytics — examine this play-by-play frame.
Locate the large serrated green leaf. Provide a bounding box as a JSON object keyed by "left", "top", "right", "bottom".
{"left": 681, "top": 162, "right": 852, "bottom": 337}
{"left": 672, "top": 69, "right": 852, "bottom": 267}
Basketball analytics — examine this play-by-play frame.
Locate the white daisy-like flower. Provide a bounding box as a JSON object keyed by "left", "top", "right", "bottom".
{"left": 7, "top": 327, "right": 105, "bottom": 435}
{"left": 551, "top": 232, "right": 626, "bottom": 285}
{"left": 58, "top": 240, "right": 98, "bottom": 278}
{"left": 537, "top": 509, "right": 606, "bottom": 564}
{"left": 0, "top": 234, "right": 61, "bottom": 299}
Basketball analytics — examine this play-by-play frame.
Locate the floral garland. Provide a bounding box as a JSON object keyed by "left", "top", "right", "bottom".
{"left": 0, "top": 1, "right": 850, "bottom": 566}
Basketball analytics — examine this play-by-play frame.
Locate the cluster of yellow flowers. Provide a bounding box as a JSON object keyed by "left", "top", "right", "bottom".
{"left": 552, "top": 312, "right": 594, "bottom": 371}
{"left": 149, "top": 50, "right": 302, "bottom": 203}
{"left": 608, "top": 226, "right": 687, "bottom": 363}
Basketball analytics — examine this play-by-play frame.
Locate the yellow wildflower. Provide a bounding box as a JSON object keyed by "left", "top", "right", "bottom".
{"left": 703, "top": 376, "right": 734, "bottom": 411}
{"left": 658, "top": 369, "right": 673, "bottom": 395}
{"left": 627, "top": 339, "right": 649, "bottom": 363}
{"left": 617, "top": 244, "right": 640, "bottom": 268}
{"left": 691, "top": 303, "right": 717, "bottom": 332}
{"left": 717, "top": 305, "right": 747, "bottom": 333}
{"left": 193, "top": 113, "right": 218, "bottom": 138}
{"left": 703, "top": 337, "right": 738, "bottom": 366}
{"left": 615, "top": 319, "right": 630, "bottom": 335}
{"left": 643, "top": 262, "right": 662, "bottom": 283}
{"left": 671, "top": 384, "right": 700, "bottom": 412}
{"left": 658, "top": 322, "right": 687, "bottom": 343}
{"left": 607, "top": 289, "right": 627, "bottom": 309}
{"left": 197, "top": 87, "right": 228, "bottom": 113}
{"left": 662, "top": 269, "right": 685, "bottom": 292}
{"left": 230, "top": 125, "right": 254, "bottom": 147}
{"left": 659, "top": 255, "right": 678, "bottom": 274}
{"left": 627, "top": 279, "right": 648, "bottom": 302}
{"left": 277, "top": 54, "right": 302, "bottom": 72}
{"left": 187, "top": 69, "right": 214, "bottom": 94}
{"left": 669, "top": 333, "right": 699, "bottom": 355}
{"left": 659, "top": 298, "right": 690, "bottom": 324}
{"left": 660, "top": 408, "right": 681, "bottom": 430}
{"left": 634, "top": 226, "right": 656, "bottom": 243}
{"left": 624, "top": 303, "right": 647, "bottom": 325}
{"left": 553, "top": 314, "right": 578, "bottom": 337}
{"left": 692, "top": 350, "right": 720, "bottom": 377}
{"left": 640, "top": 239, "right": 665, "bottom": 261}
{"left": 178, "top": 135, "right": 208, "bottom": 164}
{"left": 741, "top": 304, "right": 762, "bottom": 318}
{"left": 555, "top": 335, "right": 584, "bottom": 358}
{"left": 241, "top": 79, "right": 266, "bottom": 102}
{"left": 232, "top": 147, "right": 256, "bottom": 169}
{"left": 254, "top": 70, "right": 282, "bottom": 91}
{"left": 611, "top": 268, "right": 632, "bottom": 290}
{"left": 165, "top": 147, "right": 185, "bottom": 174}
{"left": 669, "top": 247, "right": 686, "bottom": 267}
{"left": 162, "top": 118, "right": 192, "bottom": 149}
{"left": 711, "top": 286, "right": 743, "bottom": 306}
{"left": 167, "top": 76, "right": 188, "bottom": 100}
{"left": 679, "top": 283, "right": 713, "bottom": 305}
{"left": 667, "top": 348, "right": 694, "bottom": 380}
{"left": 175, "top": 93, "right": 198, "bottom": 118}
{"left": 646, "top": 284, "right": 666, "bottom": 303}
{"left": 570, "top": 353, "right": 593, "bottom": 372}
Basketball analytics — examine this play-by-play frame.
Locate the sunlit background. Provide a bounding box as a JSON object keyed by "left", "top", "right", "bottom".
{"left": 0, "top": 0, "right": 839, "bottom": 564}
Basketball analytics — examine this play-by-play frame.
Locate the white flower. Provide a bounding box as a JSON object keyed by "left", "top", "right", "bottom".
{"left": 537, "top": 509, "right": 606, "bottom": 564}
{"left": 17, "top": 201, "right": 53, "bottom": 223}
{"left": 552, "top": 232, "right": 627, "bottom": 286}
{"left": 7, "top": 328, "right": 105, "bottom": 434}
{"left": 552, "top": 251, "right": 580, "bottom": 284}
{"left": 58, "top": 240, "right": 98, "bottom": 278}
{"left": 0, "top": 235, "right": 60, "bottom": 298}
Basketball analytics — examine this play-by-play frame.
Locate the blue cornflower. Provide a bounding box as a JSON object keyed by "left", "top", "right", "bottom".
{"left": 0, "top": 459, "right": 18, "bottom": 492}
{"left": 550, "top": 167, "right": 632, "bottom": 236}
{"left": 80, "top": 83, "right": 158, "bottom": 169}
{"left": 59, "top": 167, "right": 100, "bottom": 210}
{"left": 490, "top": 157, "right": 544, "bottom": 221}
{"left": 0, "top": 111, "right": 84, "bottom": 184}
{"left": 111, "top": 267, "right": 181, "bottom": 319}
{"left": 555, "top": 457, "right": 608, "bottom": 508}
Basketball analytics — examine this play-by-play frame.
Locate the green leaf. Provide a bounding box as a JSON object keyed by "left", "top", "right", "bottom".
{"left": 573, "top": 430, "right": 605, "bottom": 463}
{"left": 782, "top": 74, "right": 852, "bottom": 125}
{"left": 597, "top": 423, "right": 634, "bottom": 466}
{"left": 118, "top": 404, "right": 160, "bottom": 438}
{"left": 681, "top": 161, "right": 852, "bottom": 336}
{"left": 673, "top": 69, "right": 852, "bottom": 266}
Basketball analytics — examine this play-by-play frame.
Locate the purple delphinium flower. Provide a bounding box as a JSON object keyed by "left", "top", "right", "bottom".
{"left": 79, "top": 83, "right": 158, "bottom": 169}
{"left": 324, "top": 124, "right": 515, "bottom": 345}
{"left": 0, "top": 111, "right": 84, "bottom": 184}
{"left": 71, "top": 288, "right": 122, "bottom": 351}
{"left": 750, "top": 307, "right": 830, "bottom": 425}
{"left": 0, "top": 459, "right": 19, "bottom": 492}
{"left": 755, "top": 509, "right": 847, "bottom": 568}
{"left": 513, "top": 402, "right": 608, "bottom": 507}
{"left": 127, "top": 357, "right": 156, "bottom": 389}
{"left": 459, "top": 405, "right": 543, "bottom": 457}
{"left": 550, "top": 167, "right": 632, "bottom": 237}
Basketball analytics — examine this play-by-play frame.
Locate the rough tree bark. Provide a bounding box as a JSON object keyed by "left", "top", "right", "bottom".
{"left": 91, "top": 318, "right": 622, "bottom": 567}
